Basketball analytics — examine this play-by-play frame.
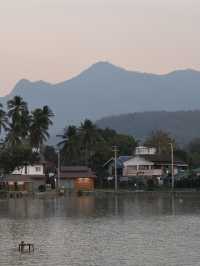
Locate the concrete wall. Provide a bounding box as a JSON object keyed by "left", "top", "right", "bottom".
{"left": 60, "top": 179, "right": 74, "bottom": 189}
{"left": 32, "top": 180, "right": 46, "bottom": 191}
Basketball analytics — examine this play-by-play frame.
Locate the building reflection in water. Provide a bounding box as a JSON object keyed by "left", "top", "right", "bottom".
{"left": 2, "top": 193, "right": 200, "bottom": 220}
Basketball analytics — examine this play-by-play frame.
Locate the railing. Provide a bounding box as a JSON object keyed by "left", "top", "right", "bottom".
{"left": 123, "top": 169, "right": 163, "bottom": 176}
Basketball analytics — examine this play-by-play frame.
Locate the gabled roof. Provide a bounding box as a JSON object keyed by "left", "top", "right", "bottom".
{"left": 60, "top": 166, "right": 96, "bottom": 179}
{"left": 104, "top": 154, "right": 188, "bottom": 168}
{"left": 118, "top": 156, "right": 132, "bottom": 163}
{"left": 124, "top": 156, "right": 154, "bottom": 166}
{"left": 61, "top": 166, "right": 91, "bottom": 172}
{"left": 142, "top": 154, "right": 187, "bottom": 165}
{"left": 103, "top": 156, "right": 132, "bottom": 168}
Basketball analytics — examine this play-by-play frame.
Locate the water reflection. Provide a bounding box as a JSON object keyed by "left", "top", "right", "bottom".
{"left": 1, "top": 194, "right": 200, "bottom": 266}
{"left": 1, "top": 193, "right": 200, "bottom": 219}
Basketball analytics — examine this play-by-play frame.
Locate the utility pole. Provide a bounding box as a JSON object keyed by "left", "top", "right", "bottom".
{"left": 169, "top": 143, "right": 174, "bottom": 191}
{"left": 113, "top": 146, "right": 118, "bottom": 193}
{"left": 57, "top": 149, "right": 61, "bottom": 191}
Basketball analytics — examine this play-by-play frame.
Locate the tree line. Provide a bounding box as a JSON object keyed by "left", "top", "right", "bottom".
{"left": 1, "top": 96, "right": 200, "bottom": 180}
{"left": 56, "top": 119, "right": 137, "bottom": 177}
{"left": 143, "top": 129, "right": 200, "bottom": 168}
{"left": 0, "top": 96, "right": 53, "bottom": 174}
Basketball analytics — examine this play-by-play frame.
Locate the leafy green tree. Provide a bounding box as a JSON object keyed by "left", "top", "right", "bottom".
{"left": 144, "top": 130, "right": 176, "bottom": 154}
{"left": 0, "top": 144, "right": 39, "bottom": 175}
{"left": 57, "top": 120, "right": 137, "bottom": 178}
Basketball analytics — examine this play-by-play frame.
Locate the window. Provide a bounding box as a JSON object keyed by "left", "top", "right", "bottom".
{"left": 35, "top": 166, "right": 41, "bottom": 172}
{"left": 128, "top": 166, "right": 137, "bottom": 171}
{"left": 139, "top": 165, "right": 150, "bottom": 170}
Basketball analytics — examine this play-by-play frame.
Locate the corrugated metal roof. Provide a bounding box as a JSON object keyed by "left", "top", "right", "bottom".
{"left": 5, "top": 175, "right": 46, "bottom": 181}
{"left": 60, "top": 166, "right": 96, "bottom": 179}
{"left": 61, "top": 166, "right": 91, "bottom": 172}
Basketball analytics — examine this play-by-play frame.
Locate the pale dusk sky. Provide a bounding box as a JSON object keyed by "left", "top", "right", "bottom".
{"left": 0, "top": 0, "right": 200, "bottom": 95}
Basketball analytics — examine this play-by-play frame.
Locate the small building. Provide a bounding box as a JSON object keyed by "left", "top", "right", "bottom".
{"left": 123, "top": 154, "right": 187, "bottom": 177}
{"left": 2, "top": 162, "right": 48, "bottom": 192}
{"left": 59, "top": 166, "right": 96, "bottom": 191}
{"left": 123, "top": 156, "right": 156, "bottom": 177}
{"left": 12, "top": 164, "right": 45, "bottom": 176}
{"left": 103, "top": 146, "right": 188, "bottom": 187}
{"left": 5, "top": 174, "right": 46, "bottom": 192}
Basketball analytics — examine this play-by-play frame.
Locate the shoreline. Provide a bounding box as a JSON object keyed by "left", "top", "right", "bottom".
{"left": 1, "top": 189, "right": 200, "bottom": 199}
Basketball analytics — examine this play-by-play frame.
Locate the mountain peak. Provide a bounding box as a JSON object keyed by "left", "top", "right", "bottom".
{"left": 75, "top": 61, "right": 126, "bottom": 80}
{"left": 90, "top": 61, "right": 125, "bottom": 71}
{"left": 10, "top": 79, "right": 52, "bottom": 96}
{"left": 16, "top": 78, "right": 31, "bottom": 86}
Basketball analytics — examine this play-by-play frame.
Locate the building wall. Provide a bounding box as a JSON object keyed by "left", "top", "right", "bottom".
{"left": 12, "top": 165, "right": 45, "bottom": 176}
{"left": 32, "top": 179, "right": 45, "bottom": 191}
{"left": 60, "top": 179, "right": 74, "bottom": 189}
{"left": 123, "top": 168, "right": 163, "bottom": 177}
{"left": 123, "top": 156, "right": 155, "bottom": 176}
{"left": 7, "top": 181, "right": 33, "bottom": 192}
{"left": 75, "top": 178, "right": 94, "bottom": 191}
{"left": 135, "top": 146, "right": 156, "bottom": 155}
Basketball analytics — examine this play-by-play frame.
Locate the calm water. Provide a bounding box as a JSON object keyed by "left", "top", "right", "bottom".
{"left": 1, "top": 193, "right": 200, "bottom": 266}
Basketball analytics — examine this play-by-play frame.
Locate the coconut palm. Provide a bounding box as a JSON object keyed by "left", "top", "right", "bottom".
{"left": 6, "top": 96, "right": 30, "bottom": 144}
{"left": 79, "top": 119, "right": 101, "bottom": 164}
{"left": 29, "top": 106, "right": 54, "bottom": 150}
{"left": 7, "top": 96, "right": 28, "bottom": 120}
{"left": 42, "top": 105, "right": 54, "bottom": 127}
{"left": 0, "top": 103, "right": 8, "bottom": 134}
{"left": 57, "top": 126, "right": 80, "bottom": 165}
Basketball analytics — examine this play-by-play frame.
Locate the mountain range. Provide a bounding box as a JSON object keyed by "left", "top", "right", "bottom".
{"left": 96, "top": 111, "right": 200, "bottom": 145}
{"left": 2, "top": 61, "right": 200, "bottom": 143}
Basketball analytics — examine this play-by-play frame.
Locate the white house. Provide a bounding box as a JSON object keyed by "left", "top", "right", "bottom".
{"left": 12, "top": 164, "right": 45, "bottom": 176}
{"left": 5, "top": 163, "right": 47, "bottom": 192}
{"left": 123, "top": 156, "right": 162, "bottom": 177}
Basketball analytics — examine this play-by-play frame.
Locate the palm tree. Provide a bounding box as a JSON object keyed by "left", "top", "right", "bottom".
{"left": 0, "top": 103, "right": 8, "bottom": 134}
{"left": 57, "top": 126, "right": 80, "bottom": 165}
{"left": 29, "top": 106, "right": 54, "bottom": 150}
{"left": 57, "top": 126, "right": 76, "bottom": 146}
{"left": 7, "top": 96, "right": 28, "bottom": 120}
{"left": 42, "top": 105, "right": 54, "bottom": 127}
{"left": 79, "top": 119, "right": 101, "bottom": 165}
{"left": 6, "top": 96, "right": 30, "bottom": 145}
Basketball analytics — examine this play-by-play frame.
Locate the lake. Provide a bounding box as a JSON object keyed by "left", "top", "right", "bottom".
{"left": 1, "top": 193, "right": 200, "bottom": 266}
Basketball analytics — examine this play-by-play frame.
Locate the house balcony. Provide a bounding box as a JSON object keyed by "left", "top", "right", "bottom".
{"left": 123, "top": 169, "right": 163, "bottom": 177}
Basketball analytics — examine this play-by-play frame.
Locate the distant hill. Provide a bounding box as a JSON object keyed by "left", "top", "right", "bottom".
{"left": 96, "top": 111, "right": 200, "bottom": 144}
{"left": 2, "top": 61, "right": 200, "bottom": 140}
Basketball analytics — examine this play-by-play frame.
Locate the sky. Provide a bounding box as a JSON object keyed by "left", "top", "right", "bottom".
{"left": 0, "top": 0, "right": 200, "bottom": 95}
